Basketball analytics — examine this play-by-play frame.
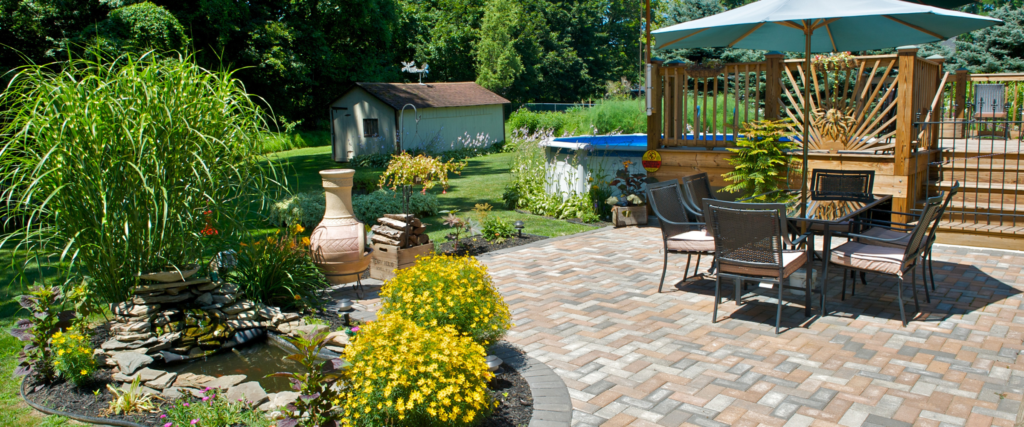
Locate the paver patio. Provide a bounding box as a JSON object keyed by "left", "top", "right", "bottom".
{"left": 481, "top": 226, "right": 1024, "bottom": 427}
{"left": 337, "top": 225, "right": 1024, "bottom": 426}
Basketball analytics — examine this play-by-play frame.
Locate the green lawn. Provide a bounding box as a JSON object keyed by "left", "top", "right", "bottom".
{"left": 266, "top": 146, "right": 597, "bottom": 244}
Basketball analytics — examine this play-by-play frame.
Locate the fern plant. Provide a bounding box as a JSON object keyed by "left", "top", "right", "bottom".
{"left": 722, "top": 120, "right": 799, "bottom": 202}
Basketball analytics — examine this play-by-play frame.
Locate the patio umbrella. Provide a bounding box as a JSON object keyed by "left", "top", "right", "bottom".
{"left": 651, "top": 0, "right": 998, "bottom": 217}
{"left": 910, "top": 0, "right": 976, "bottom": 10}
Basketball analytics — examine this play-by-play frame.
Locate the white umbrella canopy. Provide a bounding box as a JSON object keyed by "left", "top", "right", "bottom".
{"left": 653, "top": 0, "right": 999, "bottom": 53}
{"left": 650, "top": 0, "right": 999, "bottom": 214}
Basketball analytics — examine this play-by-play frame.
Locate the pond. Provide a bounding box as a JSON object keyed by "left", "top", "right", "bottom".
{"left": 162, "top": 337, "right": 303, "bottom": 393}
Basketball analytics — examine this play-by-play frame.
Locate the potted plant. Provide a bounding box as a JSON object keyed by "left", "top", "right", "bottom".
{"left": 606, "top": 160, "right": 649, "bottom": 227}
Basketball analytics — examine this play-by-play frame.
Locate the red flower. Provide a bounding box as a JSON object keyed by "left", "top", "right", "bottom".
{"left": 201, "top": 224, "right": 219, "bottom": 236}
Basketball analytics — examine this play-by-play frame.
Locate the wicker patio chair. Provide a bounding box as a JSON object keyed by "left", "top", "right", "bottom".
{"left": 647, "top": 180, "right": 714, "bottom": 293}
{"left": 831, "top": 195, "right": 945, "bottom": 327}
{"left": 702, "top": 199, "right": 811, "bottom": 334}
{"left": 806, "top": 169, "right": 876, "bottom": 245}
{"left": 851, "top": 181, "right": 960, "bottom": 298}
{"left": 679, "top": 172, "right": 715, "bottom": 221}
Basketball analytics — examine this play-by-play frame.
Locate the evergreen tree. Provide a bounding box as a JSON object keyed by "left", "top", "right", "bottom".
{"left": 950, "top": 5, "right": 1024, "bottom": 73}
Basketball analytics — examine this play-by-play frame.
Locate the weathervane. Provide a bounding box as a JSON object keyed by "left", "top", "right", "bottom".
{"left": 401, "top": 61, "right": 430, "bottom": 85}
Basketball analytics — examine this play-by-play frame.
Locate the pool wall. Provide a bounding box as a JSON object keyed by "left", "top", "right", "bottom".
{"left": 541, "top": 135, "right": 649, "bottom": 200}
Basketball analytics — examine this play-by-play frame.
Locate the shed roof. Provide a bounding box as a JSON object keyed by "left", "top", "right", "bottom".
{"left": 353, "top": 82, "right": 510, "bottom": 110}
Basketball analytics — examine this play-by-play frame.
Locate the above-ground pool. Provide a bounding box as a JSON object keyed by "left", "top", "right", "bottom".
{"left": 540, "top": 133, "right": 742, "bottom": 198}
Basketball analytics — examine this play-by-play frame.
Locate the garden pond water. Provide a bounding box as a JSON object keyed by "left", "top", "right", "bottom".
{"left": 163, "top": 337, "right": 303, "bottom": 393}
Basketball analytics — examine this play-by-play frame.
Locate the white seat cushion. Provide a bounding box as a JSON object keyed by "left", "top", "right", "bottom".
{"left": 830, "top": 242, "right": 906, "bottom": 277}
{"left": 719, "top": 250, "right": 807, "bottom": 278}
{"left": 667, "top": 230, "right": 714, "bottom": 253}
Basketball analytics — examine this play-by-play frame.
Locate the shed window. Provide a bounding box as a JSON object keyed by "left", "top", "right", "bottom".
{"left": 363, "top": 119, "right": 379, "bottom": 138}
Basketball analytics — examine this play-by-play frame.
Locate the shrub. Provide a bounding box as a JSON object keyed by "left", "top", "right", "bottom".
{"left": 722, "top": 120, "right": 799, "bottom": 202}
{"left": 0, "top": 51, "right": 281, "bottom": 304}
{"left": 503, "top": 128, "right": 601, "bottom": 222}
{"left": 107, "top": 377, "right": 160, "bottom": 415}
{"left": 9, "top": 285, "right": 62, "bottom": 382}
{"left": 341, "top": 314, "right": 493, "bottom": 426}
{"left": 352, "top": 152, "right": 393, "bottom": 169}
{"left": 481, "top": 216, "right": 516, "bottom": 244}
{"left": 379, "top": 152, "right": 467, "bottom": 192}
{"left": 79, "top": 2, "right": 190, "bottom": 54}
{"left": 260, "top": 130, "right": 331, "bottom": 154}
{"left": 161, "top": 387, "right": 272, "bottom": 427}
{"left": 268, "top": 192, "right": 325, "bottom": 229}
{"left": 381, "top": 255, "right": 511, "bottom": 346}
{"left": 267, "top": 330, "right": 345, "bottom": 427}
{"left": 51, "top": 330, "right": 96, "bottom": 387}
{"left": 352, "top": 190, "right": 438, "bottom": 225}
{"left": 228, "top": 225, "right": 328, "bottom": 308}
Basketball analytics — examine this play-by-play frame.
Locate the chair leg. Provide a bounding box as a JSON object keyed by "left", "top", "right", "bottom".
{"left": 896, "top": 277, "right": 908, "bottom": 327}
{"left": 911, "top": 267, "right": 920, "bottom": 313}
{"left": 658, "top": 249, "right": 669, "bottom": 293}
{"left": 684, "top": 254, "right": 693, "bottom": 280}
{"left": 776, "top": 281, "right": 783, "bottom": 334}
{"left": 713, "top": 275, "right": 721, "bottom": 324}
{"left": 928, "top": 251, "right": 937, "bottom": 291}
{"left": 920, "top": 259, "right": 931, "bottom": 304}
{"left": 860, "top": 272, "right": 867, "bottom": 286}
{"left": 841, "top": 268, "right": 848, "bottom": 301}
{"left": 695, "top": 254, "right": 702, "bottom": 275}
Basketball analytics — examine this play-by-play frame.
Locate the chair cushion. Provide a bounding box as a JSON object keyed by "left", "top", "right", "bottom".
{"left": 719, "top": 250, "right": 807, "bottom": 279}
{"left": 855, "top": 227, "right": 931, "bottom": 250}
{"left": 666, "top": 230, "right": 714, "bottom": 253}
{"left": 830, "top": 242, "right": 906, "bottom": 277}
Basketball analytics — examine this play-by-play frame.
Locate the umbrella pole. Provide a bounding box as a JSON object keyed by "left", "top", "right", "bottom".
{"left": 801, "top": 22, "right": 812, "bottom": 220}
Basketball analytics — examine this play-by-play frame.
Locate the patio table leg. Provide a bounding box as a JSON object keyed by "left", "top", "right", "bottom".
{"left": 804, "top": 239, "right": 812, "bottom": 317}
{"left": 820, "top": 224, "right": 832, "bottom": 316}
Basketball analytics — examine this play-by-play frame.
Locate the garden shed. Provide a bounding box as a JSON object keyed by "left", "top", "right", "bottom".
{"left": 329, "top": 82, "right": 510, "bottom": 162}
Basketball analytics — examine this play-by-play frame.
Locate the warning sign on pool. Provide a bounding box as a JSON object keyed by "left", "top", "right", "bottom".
{"left": 642, "top": 150, "right": 662, "bottom": 173}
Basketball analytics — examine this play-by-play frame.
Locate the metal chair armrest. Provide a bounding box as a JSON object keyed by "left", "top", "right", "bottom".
{"left": 867, "top": 209, "right": 921, "bottom": 218}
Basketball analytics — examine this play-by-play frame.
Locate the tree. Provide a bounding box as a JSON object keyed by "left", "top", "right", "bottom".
{"left": 398, "top": 0, "right": 485, "bottom": 83}
{"left": 655, "top": 0, "right": 763, "bottom": 64}
{"left": 79, "top": 2, "right": 190, "bottom": 53}
{"left": 474, "top": 0, "right": 535, "bottom": 98}
{"left": 949, "top": 5, "right": 1024, "bottom": 73}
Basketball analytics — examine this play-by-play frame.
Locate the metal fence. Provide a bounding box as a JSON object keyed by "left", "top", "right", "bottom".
{"left": 917, "top": 115, "right": 1023, "bottom": 231}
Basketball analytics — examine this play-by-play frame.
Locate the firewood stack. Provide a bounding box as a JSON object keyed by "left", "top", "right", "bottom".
{"left": 370, "top": 214, "right": 430, "bottom": 248}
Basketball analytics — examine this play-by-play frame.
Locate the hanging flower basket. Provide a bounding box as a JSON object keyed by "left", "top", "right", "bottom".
{"left": 813, "top": 52, "right": 857, "bottom": 72}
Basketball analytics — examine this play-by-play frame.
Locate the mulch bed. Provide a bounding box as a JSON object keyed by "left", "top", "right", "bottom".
{"left": 436, "top": 233, "right": 548, "bottom": 257}
{"left": 484, "top": 361, "right": 534, "bottom": 427}
{"left": 23, "top": 323, "right": 535, "bottom": 427}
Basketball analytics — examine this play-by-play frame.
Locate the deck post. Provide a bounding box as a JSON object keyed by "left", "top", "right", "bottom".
{"left": 954, "top": 68, "right": 969, "bottom": 138}
{"left": 894, "top": 46, "right": 919, "bottom": 222}
{"left": 647, "top": 59, "right": 663, "bottom": 151}
{"left": 764, "top": 52, "right": 783, "bottom": 121}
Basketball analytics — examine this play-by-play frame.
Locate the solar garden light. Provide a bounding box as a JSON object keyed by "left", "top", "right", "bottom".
{"left": 514, "top": 220, "right": 525, "bottom": 237}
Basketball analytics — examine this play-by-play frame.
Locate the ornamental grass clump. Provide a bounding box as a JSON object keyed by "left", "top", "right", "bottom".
{"left": 0, "top": 50, "right": 281, "bottom": 304}
{"left": 380, "top": 255, "right": 511, "bottom": 346}
{"left": 341, "top": 314, "right": 493, "bottom": 426}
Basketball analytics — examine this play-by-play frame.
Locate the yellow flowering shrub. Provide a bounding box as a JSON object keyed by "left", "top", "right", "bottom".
{"left": 380, "top": 255, "right": 511, "bottom": 346}
{"left": 341, "top": 314, "right": 493, "bottom": 426}
{"left": 51, "top": 330, "right": 96, "bottom": 387}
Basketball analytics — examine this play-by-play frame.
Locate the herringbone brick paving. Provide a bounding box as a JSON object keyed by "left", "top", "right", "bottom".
{"left": 481, "top": 227, "right": 1024, "bottom": 427}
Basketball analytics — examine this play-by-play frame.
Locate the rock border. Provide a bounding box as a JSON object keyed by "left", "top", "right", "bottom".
{"left": 491, "top": 342, "right": 573, "bottom": 427}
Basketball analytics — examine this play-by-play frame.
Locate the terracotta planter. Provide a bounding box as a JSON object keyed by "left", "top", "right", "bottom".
{"left": 612, "top": 205, "right": 647, "bottom": 227}
{"left": 309, "top": 169, "right": 371, "bottom": 284}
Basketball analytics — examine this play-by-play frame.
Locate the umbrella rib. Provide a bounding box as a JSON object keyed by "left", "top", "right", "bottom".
{"left": 825, "top": 24, "right": 837, "bottom": 52}
{"left": 812, "top": 18, "right": 840, "bottom": 31}
{"left": 655, "top": 28, "right": 709, "bottom": 50}
{"left": 883, "top": 15, "right": 944, "bottom": 40}
{"left": 774, "top": 21, "right": 804, "bottom": 31}
{"left": 728, "top": 22, "right": 765, "bottom": 47}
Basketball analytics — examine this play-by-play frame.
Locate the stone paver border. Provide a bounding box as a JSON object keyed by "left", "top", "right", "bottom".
{"left": 491, "top": 342, "right": 573, "bottom": 427}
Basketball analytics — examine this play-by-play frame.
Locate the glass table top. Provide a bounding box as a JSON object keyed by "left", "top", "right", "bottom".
{"left": 782, "top": 191, "right": 891, "bottom": 223}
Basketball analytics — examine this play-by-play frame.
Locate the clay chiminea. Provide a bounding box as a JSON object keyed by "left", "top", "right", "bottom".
{"left": 309, "top": 169, "right": 371, "bottom": 284}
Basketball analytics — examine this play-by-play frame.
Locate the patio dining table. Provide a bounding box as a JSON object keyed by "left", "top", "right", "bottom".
{"left": 785, "top": 191, "right": 892, "bottom": 316}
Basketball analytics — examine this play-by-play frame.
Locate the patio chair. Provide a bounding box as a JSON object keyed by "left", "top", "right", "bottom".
{"left": 806, "top": 169, "right": 876, "bottom": 240}
{"left": 851, "top": 181, "right": 960, "bottom": 298}
{"left": 679, "top": 172, "right": 715, "bottom": 221}
{"left": 973, "top": 84, "right": 1008, "bottom": 138}
{"left": 702, "top": 199, "right": 811, "bottom": 334}
{"left": 647, "top": 180, "right": 715, "bottom": 293}
{"left": 831, "top": 195, "right": 945, "bottom": 327}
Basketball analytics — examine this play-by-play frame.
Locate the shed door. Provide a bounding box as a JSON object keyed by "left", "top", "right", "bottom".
{"left": 331, "top": 107, "right": 354, "bottom": 162}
